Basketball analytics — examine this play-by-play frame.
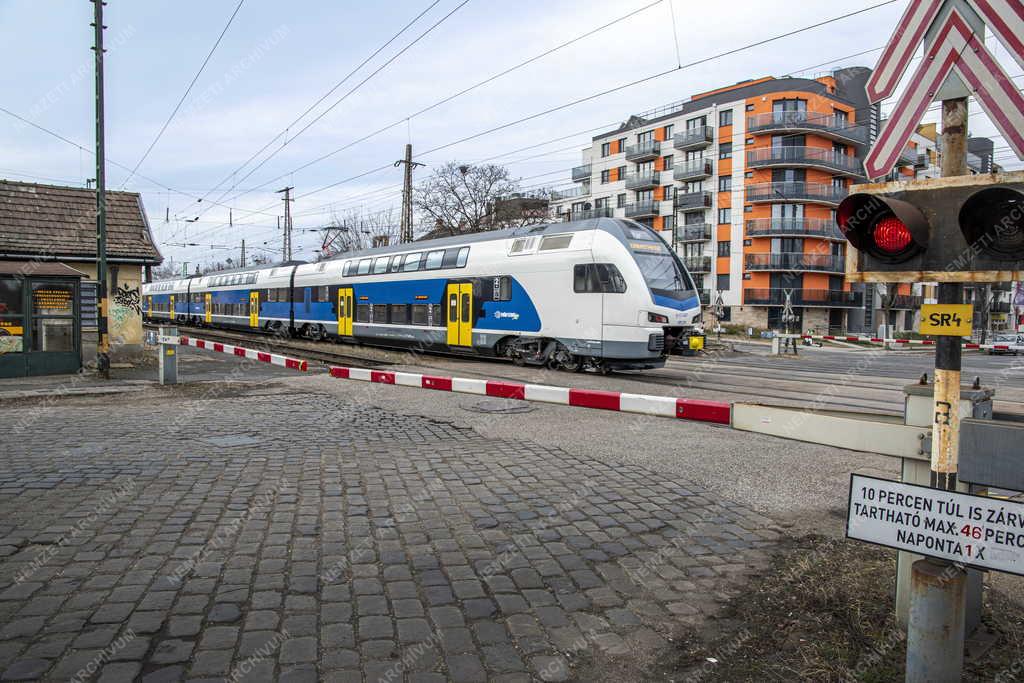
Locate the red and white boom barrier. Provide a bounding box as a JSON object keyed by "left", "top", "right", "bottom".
{"left": 178, "top": 335, "right": 308, "bottom": 371}
{"left": 798, "top": 334, "right": 1023, "bottom": 352}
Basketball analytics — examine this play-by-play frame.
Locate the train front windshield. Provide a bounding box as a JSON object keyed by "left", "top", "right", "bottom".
{"left": 626, "top": 227, "right": 696, "bottom": 300}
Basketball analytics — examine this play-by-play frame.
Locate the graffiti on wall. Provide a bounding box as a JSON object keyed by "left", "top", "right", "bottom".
{"left": 110, "top": 282, "right": 142, "bottom": 346}
{"left": 113, "top": 283, "right": 141, "bottom": 314}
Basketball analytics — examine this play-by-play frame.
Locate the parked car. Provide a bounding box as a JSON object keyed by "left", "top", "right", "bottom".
{"left": 987, "top": 333, "right": 1023, "bottom": 355}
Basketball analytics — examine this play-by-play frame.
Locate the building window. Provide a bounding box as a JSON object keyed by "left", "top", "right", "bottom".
{"left": 719, "top": 110, "right": 733, "bottom": 127}
{"left": 617, "top": 193, "right": 627, "bottom": 208}
{"left": 745, "top": 103, "right": 755, "bottom": 111}
{"left": 662, "top": 185, "right": 674, "bottom": 200}
{"left": 745, "top": 171, "right": 754, "bottom": 178}
{"left": 719, "top": 143, "right": 733, "bottom": 160}
{"left": 662, "top": 215, "right": 674, "bottom": 231}
{"left": 664, "top": 124, "right": 674, "bottom": 138}
{"left": 600, "top": 169, "right": 611, "bottom": 184}
{"left": 744, "top": 205, "right": 753, "bottom": 213}
{"left": 717, "top": 274, "right": 730, "bottom": 291}
{"left": 718, "top": 208, "right": 731, "bottom": 224}
{"left": 601, "top": 142, "right": 611, "bottom": 157}
{"left": 717, "top": 241, "right": 730, "bottom": 257}
{"left": 637, "top": 130, "right": 654, "bottom": 143}
{"left": 662, "top": 154, "right": 674, "bottom": 170}
{"left": 718, "top": 176, "right": 732, "bottom": 192}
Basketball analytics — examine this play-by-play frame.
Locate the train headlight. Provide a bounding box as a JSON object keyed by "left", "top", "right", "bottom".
{"left": 647, "top": 312, "right": 669, "bottom": 324}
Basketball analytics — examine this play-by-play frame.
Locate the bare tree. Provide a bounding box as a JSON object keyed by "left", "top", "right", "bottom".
{"left": 320, "top": 208, "right": 400, "bottom": 258}
{"left": 414, "top": 162, "right": 546, "bottom": 237}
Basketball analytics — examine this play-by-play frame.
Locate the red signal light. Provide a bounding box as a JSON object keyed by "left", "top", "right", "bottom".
{"left": 872, "top": 215, "right": 913, "bottom": 254}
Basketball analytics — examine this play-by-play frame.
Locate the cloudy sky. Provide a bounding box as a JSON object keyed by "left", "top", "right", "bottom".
{"left": 1, "top": 0, "right": 1021, "bottom": 269}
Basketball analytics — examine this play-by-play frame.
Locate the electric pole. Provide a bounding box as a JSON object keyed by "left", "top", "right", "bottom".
{"left": 394, "top": 144, "right": 424, "bottom": 243}
{"left": 240, "top": 239, "right": 246, "bottom": 268}
{"left": 277, "top": 187, "right": 294, "bottom": 260}
{"left": 92, "top": 0, "right": 109, "bottom": 379}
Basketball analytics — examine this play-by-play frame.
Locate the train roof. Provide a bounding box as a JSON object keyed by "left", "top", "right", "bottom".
{"left": 327, "top": 218, "right": 632, "bottom": 261}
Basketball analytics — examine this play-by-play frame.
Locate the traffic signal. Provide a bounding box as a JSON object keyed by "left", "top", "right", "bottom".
{"left": 837, "top": 171, "right": 1024, "bottom": 282}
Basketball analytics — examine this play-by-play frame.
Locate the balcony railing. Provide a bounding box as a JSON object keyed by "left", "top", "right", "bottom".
{"left": 744, "top": 217, "right": 844, "bottom": 240}
{"left": 550, "top": 185, "right": 590, "bottom": 201}
{"left": 624, "top": 201, "right": 658, "bottom": 219}
{"left": 881, "top": 294, "right": 924, "bottom": 309}
{"left": 624, "top": 171, "right": 660, "bottom": 190}
{"left": 683, "top": 256, "right": 711, "bottom": 273}
{"left": 625, "top": 140, "right": 661, "bottom": 161}
{"left": 745, "top": 146, "right": 863, "bottom": 176}
{"left": 571, "top": 164, "right": 592, "bottom": 183}
{"left": 991, "top": 301, "right": 1012, "bottom": 314}
{"left": 674, "top": 191, "right": 713, "bottom": 211}
{"left": 745, "top": 182, "right": 848, "bottom": 206}
{"left": 898, "top": 145, "right": 917, "bottom": 166}
{"left": 673, "top": 126, "right": 714, "bottom": 151}
{"left": 744, "top": 252, "right": 844, "bottom": 273}
{"left": 672, "top": 157, "right": 713, "bottom": 182}
{"left": 744, "top": 288, "right": 864, "bottom": 308}
{"left": 746, "top": 112, "right": 867, "bottom": 144}
{"left": 675, "top": 223, "right": 712, "bottom": 242}
{"left": 571, "top": 206, "right": 614, "bottom": 220}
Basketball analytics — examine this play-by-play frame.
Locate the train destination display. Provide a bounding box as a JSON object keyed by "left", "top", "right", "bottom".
{"left": 847, "top": 474, "right": 1024, "bottom": 576}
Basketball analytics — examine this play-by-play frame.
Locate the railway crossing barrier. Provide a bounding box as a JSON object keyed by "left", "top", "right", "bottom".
{"left": 792, "top": 333, "right": 1024, "bottom": 354}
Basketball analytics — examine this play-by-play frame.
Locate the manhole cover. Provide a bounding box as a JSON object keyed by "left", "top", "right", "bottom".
{"left": 463, "top": 398, "right": 536, "bottom": 414}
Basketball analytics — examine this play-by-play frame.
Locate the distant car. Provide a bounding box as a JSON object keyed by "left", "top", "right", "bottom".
{"left": 987, "top": 333, "right": 1023, "bottom": 355}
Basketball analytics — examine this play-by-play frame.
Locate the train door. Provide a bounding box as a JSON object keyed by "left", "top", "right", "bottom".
{"left": 169, "top": 295, "right": 175, "bottom": 320}
{"left": 445, "top": 283, "right": 473, "bottom": 347}
{"left": 204, "top": 293, "right": 212, "bottom": 323}
{"left": 249, "top": 291, "right": 259, "bottom": 328}
{"left": 146, "top": 296, "right": 153, "bottom": 319}
{"left": 337, "top": 287, "right": 354, "bottom": 336}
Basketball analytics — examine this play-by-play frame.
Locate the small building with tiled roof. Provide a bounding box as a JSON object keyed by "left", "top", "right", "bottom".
{"left": 0, "top": 180, "right": 163, "bottom": 374}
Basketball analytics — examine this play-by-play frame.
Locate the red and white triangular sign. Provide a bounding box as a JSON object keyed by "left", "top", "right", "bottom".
{"left": 864, "top": 0, "right": 1024, "bottom": 179}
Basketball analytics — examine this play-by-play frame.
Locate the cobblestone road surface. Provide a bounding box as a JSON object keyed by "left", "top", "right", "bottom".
{"left": 0, "top": 376, "right": 778, "bottom": 682}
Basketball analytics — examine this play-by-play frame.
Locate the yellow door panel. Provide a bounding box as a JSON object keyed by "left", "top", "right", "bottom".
{"left": 338, "top": 287, "right": 354, "bottom": 336}
{"left": 446, "top": 283, "right": 473, "bottom": 347}
{"left": 169, "top": 295, "right": 175, "bottom": 319}
{"left": 249, "top": 291, "right": 259, "bottom": 328}
{"left": 446, "top": 285, "right": 460, "bottom": 346}
{"left": 204, "top": 293, "right": 212, "bottom": 323}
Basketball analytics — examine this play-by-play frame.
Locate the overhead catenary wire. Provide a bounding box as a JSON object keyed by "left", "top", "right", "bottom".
{"left": 119, "top": 0, "right": 246, "bottom": 189}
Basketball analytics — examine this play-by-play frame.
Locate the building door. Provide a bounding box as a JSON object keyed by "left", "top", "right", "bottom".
{"left": 249, "top": 291, "right": 259, "bottom": 328}
{"left": 445, "top": 283, "right": 473, "bottom": 347}
{"left": 337, "top": 287, "right": 353, "bottom": 336}
{"left": 204, "top": 293, "right": 212, "bottom": 323}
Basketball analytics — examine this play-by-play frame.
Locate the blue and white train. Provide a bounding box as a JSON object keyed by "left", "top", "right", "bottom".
{"left": 142, "top": 218, "right": 702, "bottom": 371}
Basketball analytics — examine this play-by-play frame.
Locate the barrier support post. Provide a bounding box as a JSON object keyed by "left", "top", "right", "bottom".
{"left": 158, "top": 326, "right": 178, "bottom": 386}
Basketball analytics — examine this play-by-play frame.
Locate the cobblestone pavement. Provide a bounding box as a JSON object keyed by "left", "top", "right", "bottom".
{"left": 0, "top": 381, "right": 779, "bottom": 682}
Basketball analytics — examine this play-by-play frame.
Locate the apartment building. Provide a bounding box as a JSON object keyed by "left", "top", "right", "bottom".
{"left": 552, "top": 67, "right": 874, "bottom": 333}
{"left": 551, "top": 67, "right": 1006, "bottom": 334}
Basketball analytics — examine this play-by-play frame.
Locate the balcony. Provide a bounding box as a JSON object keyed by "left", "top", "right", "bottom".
{"left": 744, "top": 252, "right": 844, "bottom": 273}
{"left": 746, "top": 112, "right": 867, "bottom": 145}
{"left": 882, "top": 294, "right": 924, "bottom": 309}
{"left": 571, "top": 164, "right": 592, "bottom": 183}
{"left": 674, "top": 190, "right": 713, "bottom": 212}
{"left": 745, "top": 182, "right": 848, "bottom": 206}
{"left": 673, "top": 126, "right": 714, "bottom": 151}
{"left": 571, "top": 206, "right": 614, "bottom": 221}
{"left": 699, "top": 290, "right": 711, "bottom": 306}
{"left": 673, "top": 157, "right": 713, "bottom": 182}
{"left": 624, "top": 201, "right": 658, "bottom": 219}
{"left": 991, "top": 301, "right": 1012, "bottom": 314}
{"left": 624, "top": 171, "right": 660, "bottom": 190}
{"left": 550, "top": 185, "right": 590, "bottom": 201}
{"left": 898, "top": 145, "right": 917, "bottom": 167}
{"left": 745, "top": 146, "right": 863, "bottom": 177}
{"left": 625, "top": 140, "right": 661, "bottom": 162}
{"left": 683, "top": 256, "right": 711, "bottom": 273}
{"left": 675, "top": 223, "right": 712, "bottom": 243}
{"left": 744, "top": 217, "right": 844, "bottom": 240}
{"left": 744, "top": 288, "right": 864, "bottom": 308}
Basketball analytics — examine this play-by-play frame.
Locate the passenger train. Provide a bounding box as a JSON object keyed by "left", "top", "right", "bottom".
{"left": 142, "top": 218, "right": 702, "bottom": 371}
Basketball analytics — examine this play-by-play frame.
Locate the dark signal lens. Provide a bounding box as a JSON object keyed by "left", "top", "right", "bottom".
{"left": 959, "top": 187, "right": 1024, "bottom": 260}
{"left": 872, "top": 216, "right": 913, "bottom": 254}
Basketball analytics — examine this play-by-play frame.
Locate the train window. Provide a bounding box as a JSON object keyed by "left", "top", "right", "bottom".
{"left": 343, "top": 262, "right": 353, "bottom": 277}
{"left": 411, "top": 304, "right": 429, "bottom": 325}
{"left": 461, "top": 294, "right": 470, "bottom": 323}
{"left": 390, "top": 304, "right": 408, "bottom": 325}
{"left": 493, "top": 276, "right": 512, "bottom": 301}
{"left": 539, "top": 234, "right": 573, "bottom": 251}
{"left": 448, "top": 292, "right": 458, "bottom": 323}
{"left": 389, "top": 255, "right": 404, "bottom": 273}
{"left": 357, "top": 259, "right": 372, "bottom": 275}
{"left": 356, "top": 304, "right": 370, "bottom": 323}
{"left": 431, "top": 304, "right": 442, "bottom": 326}
{"left": 318, "top": 286, "right": 328, "bottom": 301}
{"left": 574, "top": 264, "right": 627, "bottom": 293}
{"left": 456, "top": 247, "right": 470, "bottom": 267}
{"left": 402, "top": 253, "right": 422, "bottom": 271}
{"left": 441, "top": 249, "right": 461, "bottom": 269}
{"left": 371, "top": 305, "right": 388, "bottom": 324}
{"left": 372, "top": 257, "right": 390, "bottom": 274}
{"left": 425, "top": 250, "right": 445, "bottom": 269}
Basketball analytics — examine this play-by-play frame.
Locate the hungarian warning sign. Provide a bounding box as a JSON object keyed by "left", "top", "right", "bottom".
{"left": 864, "top": 0, "right": 1024, "bottom": 179}
{"left": 847, "top": 474, "right": 1024, "bottom": 576}
{"left": 919, "top": 303, "right": 974, "bottom": 336}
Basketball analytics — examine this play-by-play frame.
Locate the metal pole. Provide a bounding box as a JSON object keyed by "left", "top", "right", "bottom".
{"left": 277, "top": 187, "right": 293, "bottom": 261}
{"left": 905, "top": 96, "right": 968, "bottom": 683}
{"left": 92, "top": 0, "right": 109, "bottom": 379}
{"left": 240, "top": 239, "right": 246, "bottom": 268}
{"left": 394, "top": 144, "right": 423, "bottom": 244}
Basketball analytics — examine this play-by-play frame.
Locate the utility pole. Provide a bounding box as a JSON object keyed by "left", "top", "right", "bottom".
{"left": 277, "top": 187, "right": 293, "bottom": 260}
{"left": 92, "top": 0, "right": 109, "bottom": 379}
{"left": 905, "top": 95, "right": 969, "bottom": 683}
{"left": 394, "top": 144, "right": 424, "bottom": 243}
{"left": 240, "top": 239, "right": 246, "bottom": 268}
